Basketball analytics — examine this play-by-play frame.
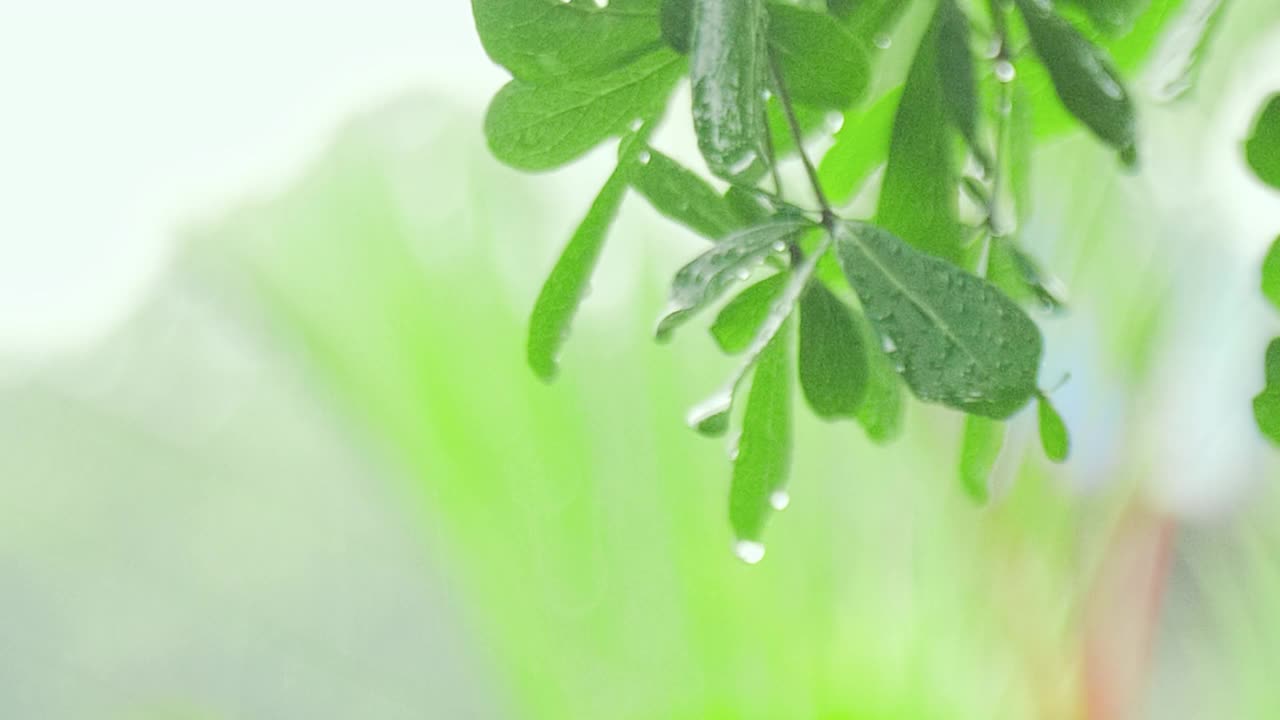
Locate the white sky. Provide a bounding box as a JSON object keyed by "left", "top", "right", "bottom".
{"left": 0, "top": 3, "right": 502, "bottom": 357}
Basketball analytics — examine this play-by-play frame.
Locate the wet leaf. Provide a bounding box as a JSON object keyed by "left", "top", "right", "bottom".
{"left": 768, "top": 4, "right": 871, "bottom": 110}
{"left": 799, "top": 283, "right": 869, "bottom": 419}
{"left": 527, "top": 166, "right": 632, "bottom": 380}
{"left": 1246, "top": 94, "right": 1280, "bottom": 190}
{"left": 628, "top": 146, "right": 741, "bottom": 239}
{"left": 834, "top": 221, "right": 1043, "bottom": 419}
{"left": 1016, "top": 0, "right": 1137, "bottom": 162}
{"left": 730, "top": 318, "right": 793, "bottom": 543}
{"left": 656, "top": 218, "right": 810, "bottom": 341}
{"left": 711, "top": 274, "right": 788, "bottom": 354}
{"left": 484, "top": 51, "right": 683, "bottom": 170}
{"left": 690, "top": 0, "right": 771, "bottom": 183}
{"left": 877, "top": 11, "right": 962, "bottom": 262}
{"left": 959, "top": 415, "right": 1005, "bottom": 503}
{"left": 473, "top": 0, "right": 665, "bottom": 83}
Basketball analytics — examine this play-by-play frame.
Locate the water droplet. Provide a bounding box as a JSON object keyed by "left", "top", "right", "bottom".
{"left": 772, "top": 241, "right": 788, "bottom": 253}
{"left": 872, "top": 33, "right": 892, "bottom": 50}
{"left": 881, "top": 335, "right": 897, "bottom": 353}
{"left": 760, "top": 88, "right": 774, "bottom": 101}
{"left": 824, "top": 111, "right": 845, "bottom": 133}
{"left": 735, "top": 269, "right": 751, "bottom": 281}
{"left": 592, "top": 0, "right": 609, "bottom": 7}
{"left": 733, "top": 540, "right": 766, "bottom": 565}
{"left": 638, "top": 150, "right": 652, "bottom": 165}
{"left": 728, "top": 151, "right": 758, "bottom": 176}
{"left": 687, "top": 389, "right": 733, "bottom": 437}
{"left": 994, "top": 60, "right": 1016, "bottom": 83}
{"left": 769, "top": 490, "right": 791, "bottom": 511}
{"left": 628, "top": 117, "right": 644, "bottom": 132}
{"left": 727, "top": 431, "right": 742, "bottom": 461}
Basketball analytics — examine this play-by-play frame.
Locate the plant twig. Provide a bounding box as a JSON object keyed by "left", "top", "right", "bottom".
{"left": 768, "top": 50, "right": 834, "bottom": 227}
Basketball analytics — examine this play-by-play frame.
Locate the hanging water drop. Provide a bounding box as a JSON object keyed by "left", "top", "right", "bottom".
{"left": 687, "top": 389, "right": 733, "bottom": 437}
{"left": 769, "top": 490, "right": 791, "bottom": 511}
{"left": 628, "top": 117, "right": 644, "bottom": 132}
{"left": 872, "top": 33, "right": 892, "bottom": 50}
{"left": 994, "top": 60, "right": 1016, "bottom": 83}
{"left": 733, "top": 540, "right": 766, "bottom": 565}
{"left": 772, "top": 241, "right": 788, "bottom": 253}
{"left": 638, "top": 150, "right": 652, "bottom": 165}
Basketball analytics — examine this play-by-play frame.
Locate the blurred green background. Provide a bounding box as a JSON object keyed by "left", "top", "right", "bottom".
{"left": 5, "top": 3, "right": 1280, "bottom": 718}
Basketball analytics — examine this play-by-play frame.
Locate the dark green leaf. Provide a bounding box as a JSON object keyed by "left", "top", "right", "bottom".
{"left": 1246, "top": 94, "right": 1280, "bottom": 190}
{"left": 1262, "top": 235, "right": 1280, "bottom": 310}
{"left": 527, "top": 165, "right": 633, "bottom": 380}
{"left": 818, "top": 85, "right": 903, "bottom": 204}
{"left": 834, "top": 221, "right": 1043, "bottom": 419}
{"left": 725, "top": 186, "right": 773, "bottom": 226}
{"left": 628, "top": 147, "right": 741, "bottom": 239}
{"left": 854, "top": 310, "right": 904, "bottom": 443}
{"left": 687, "top": 231, "right": 830, "bottom": 436}
{"left": 690, "top": 0, "right": 772, "bottom": 183}
{"left": 1255, "top": 338, "right": 1280, "bottom": 445}
{"left": 798, "top": 283, "right": 869, "bottom": 419}
{"left": 730, "top": 318, "right": 793, "bottom": 547}
{"left": 876, "top": 13, "right": 962, "bottom": 262}
{"left": 473, "top": 0, "right": 664, "bottom": 83}
{"left": 935, "top": 0, "right": 979, "bottom": 152}
{"left": 656, "top": 218, "right": 809, "bottom": 341}
{"left": 484, "top": 51, "right": 683, "bottom": 171}
{"left": 959, "top": 415, "right": 1005, "bottom": 502}
{"left": 768, "top": 4, "right": 871, "bottom": 110}
{"left": 711, "top": 274, "right": 788, "bottom": 354}
{"left": 660, "top": 0, "right": 693, "bottom": 52}
{"left": 1037, "top": 394, "right": 1070, "bottom": 462}
{"left": 1016, "top": 0, "right": 1137, "bottom": 162}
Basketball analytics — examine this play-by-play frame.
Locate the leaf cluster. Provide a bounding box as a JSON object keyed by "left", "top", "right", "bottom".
{"left": 471, "top": 0, "right": 1189, "bottom": 555}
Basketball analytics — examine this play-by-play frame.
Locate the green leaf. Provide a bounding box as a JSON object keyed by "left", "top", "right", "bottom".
{"left": 833, "top": 221, "right": 1043, "bottom": 419}
{"left": 767, "top": 4, "right": 870, "bottom": 110}
{"left": 1064, "top": 0, "right": 1150, "bottom": 34}
{"left": 1262, "top": 235, "right": 1280, "bottom": 310}
{"left": 484, "top": 51, "right": 683, "bottom": 171}
{"left": 725, "top": 186, "right": 773, "bottom": 226}
{"left": 1037, "top": 394, "right": 1070, "bottom": 462}
{"left": 1015, "top": 0, "right": 1137, "bottom": 162}
{"left": 798, "top": 283, "right": 869, "bottom": 419}
{"left": 730, "top": 317, "right": 793, "bottom": 547}
{"left": 854, "top": 310, "right": 905, "bottom": 444}
{"left": 660, "top": 0, "right": 693, "bottom": 53}
{"left": 472, "top": 0, "right": 664, "bottom": 83}
{"left": 686, "top": 231, "right": 830, "bottom": 436}
{"left": 527, "top": 165, "right": 632, "bottom": 381}
{"left": 711, "top": 274, "right": 788, "bottom": 354}
{"left": 876, "top": 12, "right": 962, "bottom": 262}
{"left": 935, "top": 0, "right": 979, "bottom": 152}
{"left": 959, "top": 415, "right": 1005, "bottom": 503}
{"left": 656, "top": 218, "right": 809, "bottom": 341}
{"left": 987, "top": 238, "right": 1067, "bottom": 312}
{"left": 690, "top": 0, "right": 772, "bottom": 183}
{"left": 818, "top": 85, "right": 903, "bottom": 204}
{"left": 628, "top": 147, "right": 741, "bottom": 239}
{"left": 1246, "top": 94, "right": 1280, "bottom": 190}
{"left": 1255, "top": 338, "right": 1280, "bottom": 445}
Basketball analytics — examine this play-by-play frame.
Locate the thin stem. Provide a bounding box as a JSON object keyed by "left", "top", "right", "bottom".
{"left": 761, "top": 106, "right": 785, "bottom": 197}
{"left": 768, "top": 50, "right": 834, "bottom": 226}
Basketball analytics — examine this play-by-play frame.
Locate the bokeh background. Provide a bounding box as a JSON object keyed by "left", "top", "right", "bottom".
{"left": 4, "top": 3, "right": 1280, "bottom": 718}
